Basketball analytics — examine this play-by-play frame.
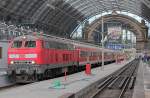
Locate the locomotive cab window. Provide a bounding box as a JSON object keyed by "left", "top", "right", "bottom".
{"left": 12, "top": 41, "right": 22, "bottom": 48}
{"left": 25, "top": 41, "right": 36, "bottom": 48}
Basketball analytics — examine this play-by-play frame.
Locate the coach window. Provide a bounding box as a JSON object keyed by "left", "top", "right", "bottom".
{"left": 80, "top": 51, "right": 84, "bottom": 57}
{"left": 63, "top": 54, "right": 66, "bottom": 61}
{"left": 90, "top": 52, "right": 93, "bottom": 56}
{"left": 25, "top": 41, "right": 36, "bottom": 48}
{"left": 12, "top": 41, "right": 22, "bottom": 48}
{"left": 0, "top": 47, "right": 2, "bottom": 59}
{"left": 93, "top": 52, "right": 97, "bottom": 56}
{"left": 63, "top": 54, "right": 69, "bottom": 61}
{"left": 80, "top": 51, "right": 87, "bottom": 57}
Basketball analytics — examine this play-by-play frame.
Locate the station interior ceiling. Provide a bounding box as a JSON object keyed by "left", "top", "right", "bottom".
{"left": 0, "top": 0, "right": 150, "bottom": 38}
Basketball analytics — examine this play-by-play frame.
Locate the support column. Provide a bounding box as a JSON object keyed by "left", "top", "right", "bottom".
{"left": 136, "top": 41, "right": 146, "bottom": 52}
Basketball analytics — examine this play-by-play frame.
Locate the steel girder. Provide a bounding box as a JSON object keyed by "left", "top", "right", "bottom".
{"left": 65, "top": 0, "right": 150, "bottom": 21}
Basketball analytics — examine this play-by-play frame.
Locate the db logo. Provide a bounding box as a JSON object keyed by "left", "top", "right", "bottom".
{"left": 19, "top": 54, "right": 25, "bottom": 58}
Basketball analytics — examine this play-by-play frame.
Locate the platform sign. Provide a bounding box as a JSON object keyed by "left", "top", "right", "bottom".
{"left": 106, "top": 43, "right": 124, "bottom": 50}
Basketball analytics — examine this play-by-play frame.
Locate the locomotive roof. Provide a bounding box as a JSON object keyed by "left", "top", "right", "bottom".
{"left": 13, "top": 35, "right": 40, "bottom": 41}
{"left": 13, "top": 35, "right": 117, "bottom": 52}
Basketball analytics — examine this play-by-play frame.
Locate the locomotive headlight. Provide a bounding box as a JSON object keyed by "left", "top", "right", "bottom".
{"left": 10, "top": 61, "right": 14, "bottom": 64}
{"left": 31, "top": 61, "right": 35, "bottom": 64}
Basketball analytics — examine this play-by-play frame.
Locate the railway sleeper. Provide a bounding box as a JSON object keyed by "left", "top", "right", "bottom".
{"left": 98, "top": 76, "right": 113, "bottom": 89}
{"left": 92, "top": 77, "right": 114, "bottom": 98}
{"left": 128, "top": 76, "right": 136, "bottom": 89}
{"left": 119, "top": 76, "right": 128, "bottom": 89}
{"left": 119, "top": 77, "right": 131, "bottom": 98}
{"left": 107, "top": 76, "right": 119, "bottom": 89}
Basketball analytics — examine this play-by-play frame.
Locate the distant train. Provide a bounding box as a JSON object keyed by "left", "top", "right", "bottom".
{"left": 7, "top": 34, "right": 126, "bottom": 83}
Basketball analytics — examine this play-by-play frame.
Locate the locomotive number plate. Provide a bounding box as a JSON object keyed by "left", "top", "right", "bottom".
{"left": 19, "top": 54, "right": 25, "bottom": 58}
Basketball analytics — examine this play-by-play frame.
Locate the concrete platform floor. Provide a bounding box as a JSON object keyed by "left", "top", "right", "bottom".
{"left": 0, "top": 68, "right": 14, "bottom": 87}
{"left": 132, "top": 60, "right": 150, "bottom": 98}
{"left": 143, "top": 62, "right": 150, "bottom": 98}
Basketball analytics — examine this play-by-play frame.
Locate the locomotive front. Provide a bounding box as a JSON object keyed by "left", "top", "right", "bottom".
{"left": 7, "top": 35, "right": 42, "bottom": 82}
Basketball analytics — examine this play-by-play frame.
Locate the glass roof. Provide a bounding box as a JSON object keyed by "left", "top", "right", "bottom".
{"left": 0, "top": 0, "right": 149, "bottom": 37}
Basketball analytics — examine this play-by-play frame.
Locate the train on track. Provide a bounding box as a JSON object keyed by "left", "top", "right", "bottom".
{"left": 7, "top": 34, "right": 126, "bottom": 83}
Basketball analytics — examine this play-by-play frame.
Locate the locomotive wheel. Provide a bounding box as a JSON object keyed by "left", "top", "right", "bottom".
{"left": 44, "top": 70, "right": 52, "bottom": 79}
{"left": 22, "top": 75, "right": 29, "bottom": 82}
{"left": 44, "top": 71, "right": 47, "bottom": 79}
{"left": 37, "top": 74, "right": 44, "bottom": 81}
{"left": 11, "top": 71, "right": 16, "bottom": 82}
{"left": 33, "top": 71, "right": 38, "bottom": 82}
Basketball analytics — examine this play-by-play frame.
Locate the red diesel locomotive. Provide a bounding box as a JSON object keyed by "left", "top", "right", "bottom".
{"left": 7, "top": 34, "right": 125, "bottom": 83}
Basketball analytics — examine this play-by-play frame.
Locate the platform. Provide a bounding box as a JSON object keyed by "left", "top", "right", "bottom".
{"left": 0, "top": 68, "right": 14, "bottom": 88}
{"left": 0, "top": 59, "right": 134, "bottom": 98}
{"left": 132, "top": 61, "right": 150, "bottom": 98}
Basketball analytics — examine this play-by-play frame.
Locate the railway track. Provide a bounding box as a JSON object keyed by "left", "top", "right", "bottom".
{"left": 90, "top": 59, "right": 139, "bottom": 98}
